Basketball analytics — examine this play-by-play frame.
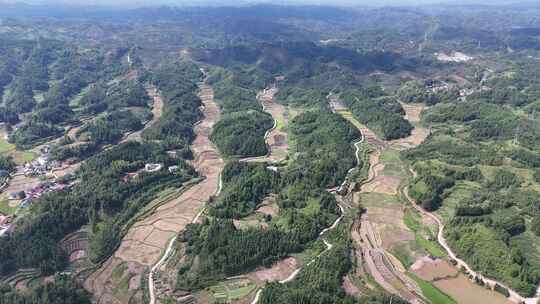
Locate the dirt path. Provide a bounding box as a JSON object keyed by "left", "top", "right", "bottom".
{"left": 122, "top": 85, "right": 163, "bottom": 143}
{"left": 240, "top": 86, "right": 288, "bottom": 163}
{"left": 85, "top": 78, "right": 224, "bottom": 304}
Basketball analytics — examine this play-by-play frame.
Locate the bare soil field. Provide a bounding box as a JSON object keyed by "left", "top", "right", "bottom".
{"left": 246, "top": 257, "right": 299, "bottom": 284}
{"left": 85, "top": 82, "right": 224, "bottom": 303}
{"left": 342, "top": 275, "right": 362, "bottom": 297}
{"left": 412, "top": 257, "right": 512, "bottom": 304}
{"left": 391, "top": 103, "right": 430, "bottom": 149}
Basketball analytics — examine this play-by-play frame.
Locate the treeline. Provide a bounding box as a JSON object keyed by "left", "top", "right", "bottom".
{"left": 142, "top": 61, "right": 203, "bottom": 150}
{"left": 210, "top": 161, "right": 279, "bottom": 218}
{"left": 275, "top": 86, "right": 328, "bottom": 107}
{"left": 0, "top": 62, "right": 204, "bottom": 276}
{"left": 342, "top": 90, "right": 412, "bottom": 140}
{"left": 53, "top": 61, "right": 201, "bottom": 161}
{"left": 0, "top": 276, "right": 91, "bottom": 304}
{"left": 211, "top": 110, "right": 274, "bottom": 157}
{"left": 423, "top": 101, "right": 540, "bottom": 150}
{"left": 288, "top": 110, "right": 361, "bottom": 188}
{"left": 78, "top": 79, "right": 150, "bottom": 116}
{"left": 207, "top": 68, "right": 263, "bottom": 113}
{"left": 177, "top": 174, "right": 341, "bottom": 290}
{"left": 10, "top": 122, "right": 63, "bottom": 149}
{"left": 0, "top": 156, "right": 16, "bottom": 173}
{"left": 208, "top": 67, "right": 274, "bottom": 158}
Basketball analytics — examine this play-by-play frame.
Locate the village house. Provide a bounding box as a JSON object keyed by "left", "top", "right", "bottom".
{"left": 145, "top": 163, "right": 163, "bottom": 172}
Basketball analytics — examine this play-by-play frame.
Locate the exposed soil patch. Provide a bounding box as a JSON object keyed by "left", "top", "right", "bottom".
{"left": 256, "top": 205, "right": 278, "bottom": 217}
{"left": 246, "top": 257, "right": 299, "bottom": 284}
{"left": 342, "top": 275, "right": 362, "bottom": 297}
{"left": 412, "top": 257, "right": 512, "bottom": 304}
{"left": 390, "top": 103, "right": 429, "bottom": 149}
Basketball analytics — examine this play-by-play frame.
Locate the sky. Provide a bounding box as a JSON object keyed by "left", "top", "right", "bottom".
{"left": 2, "top": 0, "right": 533, "bottom": 8}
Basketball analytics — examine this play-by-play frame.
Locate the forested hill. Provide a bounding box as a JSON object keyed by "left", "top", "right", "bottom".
{"left": 193, "top": 42, "right": 417, "bottom": 75}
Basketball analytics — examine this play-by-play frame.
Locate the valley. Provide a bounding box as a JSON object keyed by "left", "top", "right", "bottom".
{"left": 2, "top": 3, "right": 540, "bottom": 304}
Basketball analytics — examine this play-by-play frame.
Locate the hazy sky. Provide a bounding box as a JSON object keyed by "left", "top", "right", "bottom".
{"left": 3, "top": 0, "right": 532, "bottom": 7}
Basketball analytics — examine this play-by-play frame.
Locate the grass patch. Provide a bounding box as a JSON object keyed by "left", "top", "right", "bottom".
{"left": 0, "top": 198, "right": 17, "bottom": 215}
{"left": 337, "top": 110, "right": 366, "bottom": 130}
{"left": 390, "top": 243, "right": 415, "bottom": 269}
{"left": 408, "top": 272, "right": 457, "bottom": 304}
{"left": 0, "top": 136, "right": 15, "bottom": 153}
{"left": 209, "top": 282, "right": 256, "bottom": 302}
{"left": 227, "top": 283, "right": 256, "bottom": 300}
{"left": 299, "top": 198, "right": 320, "bottom": 216}
{"left": 112, "top": 262, "right": 128, "bottom": 281}
{"left": 118, "top": 272, "right": 135, "bottom": 291}
{"left": 415, "top": 234, "right": 445, "bottom": 258}
{"left": 403, "top": 208, "right": 421, "bottom": 232}
{"left": 20, "top": 151, "right": 37, "bottom": 162}
{"left": 359, "top": 192, "right": 400, "bottom": 208}
{"left": 292, "top": 239, "right": 326, "bottom": 264}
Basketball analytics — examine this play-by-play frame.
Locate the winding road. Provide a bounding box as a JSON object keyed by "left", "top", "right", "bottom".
{"left": 403, "top": 171, "right": 539, "bottom": 304}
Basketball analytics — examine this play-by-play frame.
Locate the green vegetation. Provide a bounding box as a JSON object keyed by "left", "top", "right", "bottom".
{"left": 175, "top": 109, "right": 357, "bottom": 291}
{"left": 342, "top": 90, "right": 413, "bottom": 140}
{"left": 142, "top": 61, "right": 203, "bottom": 150}
{"left": 406, "top": 96, "right": 540, "bottom": 296}
{"left": 288, "top": 110, "right": 360, "bottom": 188}
{"left": 0, "top": 156, "right": 16, "bottom": 173}
{"left": 211, "top": 110, "right": 274, "bottom": 158}
{"left": 208, "top": 67, "right": 274, "bottom": 158}
{"left": 210, "top": 161, "right": 279, "bottom": 219}
{"left": 0, "top": 137, "right": 15, "bottom": 153}
{"left": 0, "top": 199, "right": 17, "bottom": 215}
{"left": 0, "top": 61, "right": 203, "bottom": 278}
{"left": 0, "top": 276, "right": 91, "bottom": 304}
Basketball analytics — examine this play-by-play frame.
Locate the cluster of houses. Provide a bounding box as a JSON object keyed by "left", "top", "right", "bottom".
{"left": 122, "top": 163, "right": 181, "bottom": 183}
{"left": 1, "top": 180, "right": 74, "bottom": 238}
{"left": 8, "top": 180, "right": 72, "bottom": 208}
{"left": 23, "top": 145, "right": 62, "bottom": 177}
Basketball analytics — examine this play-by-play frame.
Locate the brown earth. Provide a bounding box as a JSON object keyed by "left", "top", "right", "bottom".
{"left": 390, "top": 103, "right": 430, "bottom": 149}
{"left": 85, "top": 81, "right": 224, "bottom": 303}
{"left": 412, "top": 257, "right": 512, "bottom": 304}
{"left": 246, "top": 257, "right": 299, "bottom": 284}
{"left": 342, "top": 275, "right": 362, "bottom": 297}
{"left": 256, "top": 204, "right": 278, "bottom": 217}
